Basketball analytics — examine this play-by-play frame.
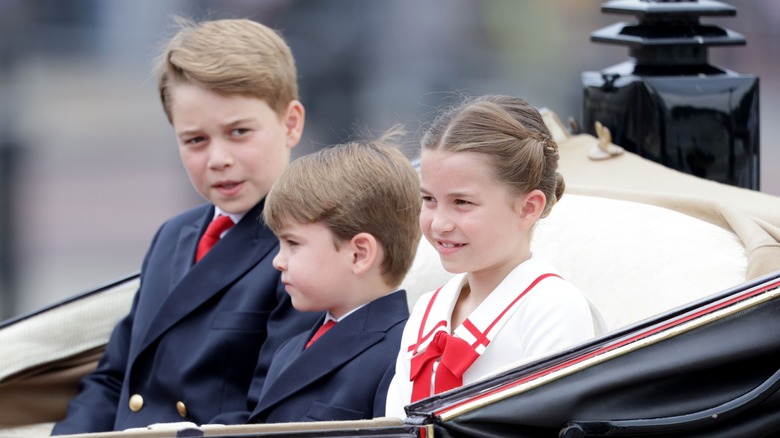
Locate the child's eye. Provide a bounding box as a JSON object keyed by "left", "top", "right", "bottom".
{"left": 421, "top": 195, "right": 435, "bottom": 203}
{"left": 230, "top": 128, "right": 250, "bottom": 136}
{"left": 183, "top": 135, "right": 206, "bottom": 146}
{"left": 454, "top": 199, "right": 472, "bottom": 206}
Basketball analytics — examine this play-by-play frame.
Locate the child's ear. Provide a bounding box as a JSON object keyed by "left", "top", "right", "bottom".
{"left": 515, "top": 189, "right": 546, "bottom": 229}
{"left": 349, "top": 232, "right": 379, "bottom": 276}
{"left": 283, "top": 100, "right": 305, "bottom": 149}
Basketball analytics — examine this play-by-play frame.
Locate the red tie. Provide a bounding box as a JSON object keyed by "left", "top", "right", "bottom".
{"left": 306, "top": 320, "right": 336, "bottom": 348}
{"left": 195, "top": 215, "right": 235, "bottom": 263}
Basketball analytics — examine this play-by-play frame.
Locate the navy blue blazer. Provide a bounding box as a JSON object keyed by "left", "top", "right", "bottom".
{"left": 51, "top": 202, "right": 319, "bottom": 434}
{"left": 247, "top": 290, "right": 409, "bottom": 424}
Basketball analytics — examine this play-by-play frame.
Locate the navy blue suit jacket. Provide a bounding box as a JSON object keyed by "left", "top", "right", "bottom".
{"left": 247, "top": 290, "right": 409, "bottom": 424}
{"left": 51, "top": 202, "right": 319, "bottom": 434}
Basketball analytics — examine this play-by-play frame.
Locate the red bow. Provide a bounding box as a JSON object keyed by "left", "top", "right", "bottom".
{"left": 409, "top": 330, "right": 480, "bottom": 402}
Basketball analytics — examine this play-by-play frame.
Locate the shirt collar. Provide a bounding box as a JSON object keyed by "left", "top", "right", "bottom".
{"left": 213, "top": 206, "right": 247, "bottom": 225}
{"left": 326, "top": 289, "right": 403, "bottom": 323}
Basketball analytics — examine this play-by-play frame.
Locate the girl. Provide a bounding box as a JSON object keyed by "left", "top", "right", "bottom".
{"left": 386, "top": 95, "right": 595, "bottom": 416}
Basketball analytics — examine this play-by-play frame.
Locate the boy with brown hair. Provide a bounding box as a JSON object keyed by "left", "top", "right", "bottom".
{"left": 239, "top": 132, "right": 421, "bottom": 423}
{"left": 52, "top": 18, "right": 319, "bottom": 434}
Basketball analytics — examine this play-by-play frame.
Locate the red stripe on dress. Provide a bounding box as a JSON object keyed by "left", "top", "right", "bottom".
{"left": 480, "top": 273, "right": 561, "bottom": 339}
{"left": 408, "top": 286, "right": 445, "bottom": 354}
{"left": 462, "top": 318, "right": 490, "bottom": 349}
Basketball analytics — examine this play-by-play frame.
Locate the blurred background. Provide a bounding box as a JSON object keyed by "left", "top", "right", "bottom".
{"left": 0, "top": 0, "right": 778, "bottom": 319}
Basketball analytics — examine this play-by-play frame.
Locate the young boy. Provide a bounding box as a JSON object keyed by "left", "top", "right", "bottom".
{"left": 242, "top": 132, "right": 421, "bottom": 423}
{"left": 51, "top": 18, "right": 319, "bottom": 434}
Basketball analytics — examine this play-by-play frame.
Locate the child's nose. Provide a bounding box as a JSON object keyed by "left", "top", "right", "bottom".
{"left": 272, "top": 251, "right": 286, "bottom": 271}
{"left": 430, "top": 209, "right": 455, "bottom": 233}
{"left": 208, "top": 140, "right": 234, "bottom": 169}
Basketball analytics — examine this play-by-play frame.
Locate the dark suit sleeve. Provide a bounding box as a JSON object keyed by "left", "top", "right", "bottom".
{"left": 208, "top": 279, "right": 318, "bottom": 425}
{"left": 372, "top": 351, "right": 398, "bottom": 418}
{"left": 51, "top": 228, "right": 162, "bottom": 435}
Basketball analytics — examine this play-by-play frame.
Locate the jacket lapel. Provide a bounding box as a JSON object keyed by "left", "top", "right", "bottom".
{"left": 254, "top": 292, "right": 407, "bottom": 415}
{"left": 168, "top": 219, "right": 202, "bottom": 292}
{"left": 133, "top": 202, "right": 276, "bottom": 359}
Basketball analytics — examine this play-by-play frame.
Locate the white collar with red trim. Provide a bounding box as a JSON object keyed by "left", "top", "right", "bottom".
{"left": 409, "top": 256, "right": 559, "bottom": 357}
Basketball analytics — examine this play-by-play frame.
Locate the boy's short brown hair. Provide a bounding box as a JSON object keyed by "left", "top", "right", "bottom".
{"left": 264, "top": 129, "right": 422, "bottom": 287}
{"left": 157, "top": 18, "right": 298, "bottom": 122}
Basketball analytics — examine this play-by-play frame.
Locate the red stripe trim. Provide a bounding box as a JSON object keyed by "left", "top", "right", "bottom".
{"left": 408, "top": 286, "right": 445, "bottom": 354}
{"left": 462, "top": 319, "right": 490, "bottom": 348}
{"left": 408, "top": 321, "right": 448, "bottom": 354}
{"left": 482, "top": 273, "right": 560, "bottom": 337}
{"left": 467, "top": 273, "right": 560, "bottom": 349}
{"left": 434, "top": 279, "right": 780, "bottom": 417}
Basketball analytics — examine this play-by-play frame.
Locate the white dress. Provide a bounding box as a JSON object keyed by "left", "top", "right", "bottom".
{"left": 385, "top": 255, "right": 594, "bottom": 418}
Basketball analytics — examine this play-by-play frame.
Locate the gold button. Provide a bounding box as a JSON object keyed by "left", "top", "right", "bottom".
{"left": 176, "top": 401, "right": 187, "bottom": 418}
{"left": 129, "top": 394, "right": 143, "bottom": 412}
